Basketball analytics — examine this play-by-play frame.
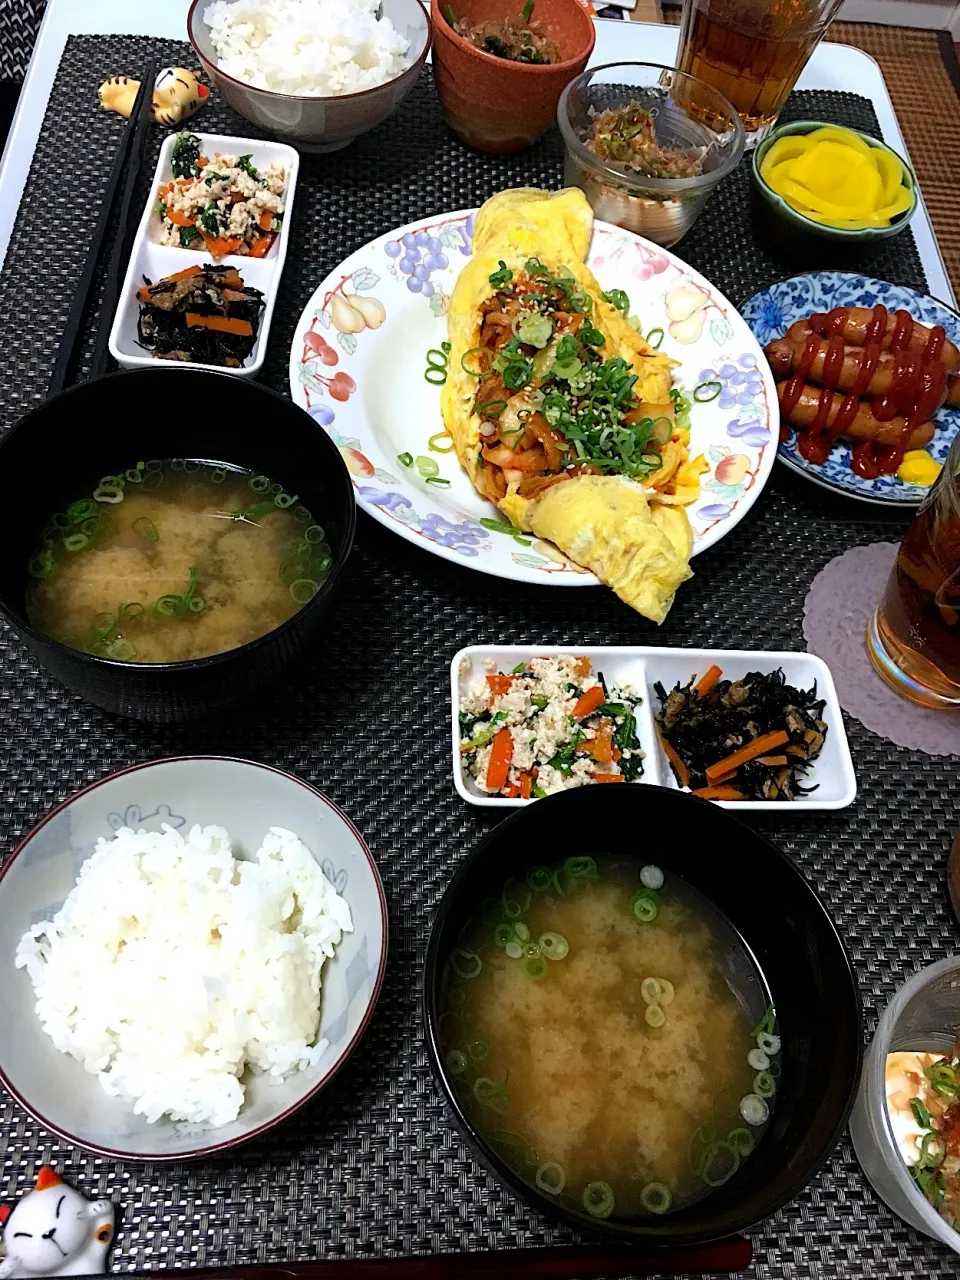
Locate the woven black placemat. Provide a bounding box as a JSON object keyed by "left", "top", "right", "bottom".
{"left": 0, "top": 34, "right": 956, "bottom": 1280}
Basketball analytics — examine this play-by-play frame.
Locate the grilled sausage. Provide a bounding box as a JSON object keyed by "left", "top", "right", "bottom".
{"left": 776, "top": 380, "right": 936, "bottom": 449}
{"left": 783, "top": 309, "right": 960, "bottom": 372}
{"left": 765, "top": 337, "right": 960, "bottom": 406}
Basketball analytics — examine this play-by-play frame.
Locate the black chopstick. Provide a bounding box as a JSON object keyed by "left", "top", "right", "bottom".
{"left": 125, "top": 1238, "right": 753, "bottom": 1279}
{"left": 47, "top": 61, "right": 156, "bottom": 398}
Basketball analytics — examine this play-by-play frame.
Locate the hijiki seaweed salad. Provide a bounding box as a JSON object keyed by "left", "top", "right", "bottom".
{"left": 655, "top": 667, "right": 828, "bottom": 801}
{"left": 137, "top": 265, "right": 265, "bottom": 367}
{"left": 459, "top": 655, "right": 644, "bottom": 797}
{"left": 438, "top": 855, "right": 782, "bottom": 1220}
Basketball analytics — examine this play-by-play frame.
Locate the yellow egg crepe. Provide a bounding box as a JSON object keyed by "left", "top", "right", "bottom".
{"left": 441, "top": 187, "right": 702, "bottom": 622}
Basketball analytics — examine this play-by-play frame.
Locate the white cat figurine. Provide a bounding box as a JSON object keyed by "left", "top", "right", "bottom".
{"left": 0, "top": 1168, "right": 114, "bottom": 1278}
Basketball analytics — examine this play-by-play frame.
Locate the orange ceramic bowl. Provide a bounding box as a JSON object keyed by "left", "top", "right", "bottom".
{"left": 430, "top": 0, "right": 596, "bottom": 153}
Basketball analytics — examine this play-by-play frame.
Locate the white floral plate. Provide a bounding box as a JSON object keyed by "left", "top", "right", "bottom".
{"left": 288, "top": 211, "right": 778, "bottom": 583}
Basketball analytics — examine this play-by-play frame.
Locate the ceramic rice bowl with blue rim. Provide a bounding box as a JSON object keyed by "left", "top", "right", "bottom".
{"left": 0, "top": 757, "right": 388, "bottom": 1161}
{"left": 740, "top": 271, "right": 960, "bottom": 507}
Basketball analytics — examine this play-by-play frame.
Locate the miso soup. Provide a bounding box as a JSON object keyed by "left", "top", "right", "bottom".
{"left": 25, "top": 460, "right": 331, "bottom": 663}
{"left": 439, "top": 856, "right": 779, "bottom": 1221}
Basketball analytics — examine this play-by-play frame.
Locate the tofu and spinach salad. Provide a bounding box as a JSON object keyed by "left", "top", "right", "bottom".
{"left": 156, "top": 131, "right": 286, "bottom": 260}
{"left": 459, "top": 655, "right": 644, "bottom": 797}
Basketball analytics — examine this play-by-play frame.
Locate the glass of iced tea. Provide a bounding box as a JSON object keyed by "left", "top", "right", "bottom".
{"left": 867, "top": 432, "right": 960, "bottom": 709}
{"left": 677, "top": 0, "right": 846, "bottom": 148}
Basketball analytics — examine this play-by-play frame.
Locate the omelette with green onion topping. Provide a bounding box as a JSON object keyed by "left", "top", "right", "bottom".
{"left": 441, "top": 187, "right": 705, "bottom": 623}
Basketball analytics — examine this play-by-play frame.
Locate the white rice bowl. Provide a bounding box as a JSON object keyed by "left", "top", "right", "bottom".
{"left": 16, "top": 823, "right": 352, "bottom": 1128}
{"left": 203, "top": 0, "right": 412, "bottom": 97}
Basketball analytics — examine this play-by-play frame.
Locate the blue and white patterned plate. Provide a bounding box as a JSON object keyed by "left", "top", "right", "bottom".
{"left": 740, "top": 271, "right": 960, "bottom": 507}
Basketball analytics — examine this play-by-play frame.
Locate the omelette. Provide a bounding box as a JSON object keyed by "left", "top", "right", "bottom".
{"left": 441, "top": 187, "right": 706, "bottom": 622}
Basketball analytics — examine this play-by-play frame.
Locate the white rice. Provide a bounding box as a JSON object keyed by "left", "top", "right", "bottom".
{"left": 203, "top": 0, "right": 412, "bottom": 97}
{"left": 16, "top": 823, "right": 353, "bottom": 1128}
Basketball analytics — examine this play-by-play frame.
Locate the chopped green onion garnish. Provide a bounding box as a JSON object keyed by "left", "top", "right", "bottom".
{"left": 694, "top": 379, "right": 722, "bottom": 402}
{"left": 445, "top": 1048, "right": 467, "bottom": 1076}
{"left": 535, "top": 1162, "right": 565, "bottom": 1195}
{"left": 645, "top": 1003, "right": 665, "bottom": 1027}
{"left": 493, "top": 922, "right": 515, "bottom": 947}
{"left": 631, "top": 888, "right": 660, "bottom": 924}
{"left": 581, "top": 1181, "right": 615, "bottom": 1219}
{"left": 911, "top": 1097, "right": 935, "bottom": 1130}
{"left": 739, "top": 1093, "right": 769, "bottom": 1126}
{"left": 754, "top": 1070, "right": 776, "bottom": 1098}
{"left": 462, "top": 347, "right": 492, "bottom": 376}
{"left": 601, "top": 288, "right": 630, "bottom": 313}
{"left": 489, "top": 260, "right": 513, "bottom": 288}
{"left": 428, "top": 431, "right": 455, "bottom": 453}
{"left": 426, "top": 476, "right": 450, "bottom": 486}
{"left": 646, "top": 327, "right": 665, "bottom": 349}
{"left": 727, "top": 1127, "right": 755, "bottom": 1156}
{"left": 521, "top": 0, "right": 533, "bottom": 19}
{"left": 538, "top": 932, "right": 569, "bottom": 960}
{"left": 641, "top": 977, "right": 661, "bottom": 1005}
{"left": 516, "top": 312, "right": 553, "bottom": 348}
{"left": 701, "top": 1141, "right": 740, "bottom": 1187}
{"left": 640, "top": 1182, "right": 672, "bottom": 1214}
{"left": 450, "top": 948, "right": 482, "bottom": 979}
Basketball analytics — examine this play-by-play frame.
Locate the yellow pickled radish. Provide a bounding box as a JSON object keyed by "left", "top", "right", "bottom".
{"left": 789, "top": 142, "right": 882, "bottom": 214}
{"left": 780, "top": 176, "right": 877, "bottom": 222}
{"left": 802, "top": 211, "right": 891, "bottom": 229}
{"left": 760, "top": 134, "right": 816, "bottom": 174}
{"left": 760, "top": 124, "right": 912, "bottom": 229}
{"left": 873, "top": 147, "right": 905, "bottom": 204}
{"left": 801, "top": 125, "right": 874, "bottom": 157}
{"left": 761, "top": 158, "right": 799, "bottom": 196}
{"left": 873, "top": 185, "right": 913, "bottom": 221}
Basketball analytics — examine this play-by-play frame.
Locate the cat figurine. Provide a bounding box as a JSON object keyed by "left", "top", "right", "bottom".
{"left": 0, "top": 1168, "right": 114, "bottom": 1278}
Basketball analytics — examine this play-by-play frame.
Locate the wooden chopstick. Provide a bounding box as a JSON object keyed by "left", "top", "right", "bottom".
{"left": 47, "top": 61, "right": 156, "bottom": 397}
{"left": 126, "top": 1238, "right": 753, "bottom": 1279}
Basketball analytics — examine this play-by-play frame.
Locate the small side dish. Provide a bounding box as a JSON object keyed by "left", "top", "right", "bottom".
{"left": 459, "top": 655, "right": 644, "bottom": 797}
{"left": 16, "top": 821, "right": 352, "bottom": 1127}
{"left": 766, "top": 304, "right": 960, "bottom": 481}
{"left": 443, "top": 0, "right": 558, "bottom": 64}
{"left": 156, "top": 131, "right": 285, "bottom": 259}
{"left": 759, "top": 125, "right": 913, "bottom": 231}
{"left": 886, "top": 1045, "right": 960, "bottom": 1230}
{"left": 654, "top": 667, "right": 828, "bottom": 801}
{"left": 557, "top": 64, "right": 744, "bottom": 249}
{"left": 136, "top": 264, "right": 265, "bottom": 367}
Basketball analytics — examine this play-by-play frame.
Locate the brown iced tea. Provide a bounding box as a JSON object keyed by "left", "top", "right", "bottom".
{"left": 868, "top": 436, "right": 960, "bottom": 708}
{"left": 677, "top": 0, "right": 844, "bottom": 146}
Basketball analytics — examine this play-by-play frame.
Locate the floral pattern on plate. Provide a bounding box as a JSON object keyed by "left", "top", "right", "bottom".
{"left": 288, "top": 211, "right": 778, "bottom": 586}
{"left": 740, "top": 271, "right": 960, "bottom": 507}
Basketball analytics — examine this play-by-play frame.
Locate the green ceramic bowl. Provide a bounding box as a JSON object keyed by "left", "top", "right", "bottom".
{"left": 751, "top": 120, "right": 918, "bottom": 244}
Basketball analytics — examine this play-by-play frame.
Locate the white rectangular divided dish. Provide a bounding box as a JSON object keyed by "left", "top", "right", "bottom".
{"left": 108, "top": 132, "right": 300, "bottom": 378}
{"left": 451, "top": 646, "right": 857, "bottom": 811}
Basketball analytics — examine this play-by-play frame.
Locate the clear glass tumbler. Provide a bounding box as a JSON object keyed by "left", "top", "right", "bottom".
{"left": 867, "top": 431, "right": 960, "bottom": 709}
{"left": 849, "top": 958, "right": 960, "bottom": 1256}
{"left": 676, "top": 0, "right": 846, "bottom": 148}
